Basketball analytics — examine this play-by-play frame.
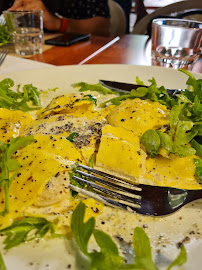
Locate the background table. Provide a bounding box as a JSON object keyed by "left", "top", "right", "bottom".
{"left": 28, "top": 34, "right": 202, "bottom": 74}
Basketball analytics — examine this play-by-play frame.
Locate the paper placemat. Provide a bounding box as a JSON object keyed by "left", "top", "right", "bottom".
{"left": 0, "top": 55, "right": 54, "bottom": 75}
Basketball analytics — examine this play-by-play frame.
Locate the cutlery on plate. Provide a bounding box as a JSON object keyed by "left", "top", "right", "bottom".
{"left": 99, "top": 79, "right": 181, "bottom": 95}
{"left": 70, "top": 164, "right": 202, "bottom": 216}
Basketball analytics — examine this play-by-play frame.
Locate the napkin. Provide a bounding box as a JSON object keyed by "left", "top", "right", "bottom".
{"left": 0, "top": 55, "right": 53, "bottom": 75}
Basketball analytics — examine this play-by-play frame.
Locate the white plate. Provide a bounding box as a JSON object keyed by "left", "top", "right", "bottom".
{"left": 0, "top": 65, "right": 201, "bottom": 270}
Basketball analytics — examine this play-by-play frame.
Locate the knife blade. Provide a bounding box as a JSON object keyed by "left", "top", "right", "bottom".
{"left": 99, "top": 80, "right": 181, "bottom": 95}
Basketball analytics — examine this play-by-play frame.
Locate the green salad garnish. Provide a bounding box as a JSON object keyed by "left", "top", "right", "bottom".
{"left": 0, "top": 24, "right": 12, "bottom": 46}
{"left": 71, "top": 202, "right": 187, "bottom": 270}
{"left": 0, "top": 136, "right": 36, "bottom": 216}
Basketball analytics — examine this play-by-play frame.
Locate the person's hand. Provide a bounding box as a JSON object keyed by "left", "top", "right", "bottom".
{"left": 9, "top": 0, "right": 61, "bottom": 31}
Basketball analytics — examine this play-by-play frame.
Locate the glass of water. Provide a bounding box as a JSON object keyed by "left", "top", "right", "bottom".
{"left": 151, "top": 18, "right": 202, "bottom": 70}
{"left": 3, "top": 10, "right": 43, "bottom": 56}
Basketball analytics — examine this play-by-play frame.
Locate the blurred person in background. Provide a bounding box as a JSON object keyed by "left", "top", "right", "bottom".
{"left": 1, "top": 0, "right": 110, "bottom": 36}
{"left": 114, "top": 0, "right": 132, "bottom": 33}
{"left": 114, "top": 0, "right": 148, "bottom": 33}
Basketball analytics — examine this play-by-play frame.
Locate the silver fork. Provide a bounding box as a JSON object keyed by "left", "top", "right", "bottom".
{"left": 70, "top": 164, "right": 202, "bottom": 216}
{"left": 0, "top": 50, "right": 8, "bottom": 66}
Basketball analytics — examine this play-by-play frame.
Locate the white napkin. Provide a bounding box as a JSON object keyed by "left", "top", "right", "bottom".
{"left": 0, "top": 55, "right": 54, "bottom": 75}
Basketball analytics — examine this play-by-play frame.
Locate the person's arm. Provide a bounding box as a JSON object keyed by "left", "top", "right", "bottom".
{"left": 9, "top": 0, "right": 110, "bottom": 36}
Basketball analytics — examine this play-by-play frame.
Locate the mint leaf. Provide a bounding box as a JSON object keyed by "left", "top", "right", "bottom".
{"left": 71, "top": 201, "right": 95, "bottom": 256}
{"left": 0, "top": 217, "right": 59, "bottom": 250}
{"left": 167, "top": 245, "right": 187, "bottom": 270}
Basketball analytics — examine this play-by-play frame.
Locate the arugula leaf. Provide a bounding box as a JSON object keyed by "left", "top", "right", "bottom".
{"left": 0, "top": 136, "right": 35, "bottom": 215}
{"left": 0, "top": 78, "right": 42, "bottom": 111}
{"left": 191, "top": 139, "right": 202, "bottom": 157}
{"left": 167, "top": 245, "right": 187, "bottom": 270}
{"left": 194, "top": 159, "right": 202, "bottom": 183}
{"left": 71, "top": 202, "right": 187, "bottom": 270}
{"left": 100, "top": 95, "right": 130, "bottom": 107}
{"left": 0, "top": 217, "right": 60, "bottom": 250}
{"left": 68, "top": 163, "right": 84, "bottom": 198}
{"left": 173, "top": 121, "right": 197, "bottom": 157}
{"left": 71, "top": 201, "right": 95, "bottom": 256}
{"left": 0, "top": 252, "right": 7, "bottom": 270}
{"left": 132, "top": 227, "right": 157, "bottom": 270}
{"left": 66, "top": 132, "right": 79, "bottom": 143}
{"left": 91, "top": 229, "right": 124, "bottom": 269}
{"left": 82, "top": 94, "right": 97, "bottom": 105}
{"left": 72, "top": 82, "right": 113, "bottom": 95}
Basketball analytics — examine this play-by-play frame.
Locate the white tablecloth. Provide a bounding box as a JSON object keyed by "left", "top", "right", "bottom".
{"left": 0, "top": 55, "right": 53, "bottom": 75}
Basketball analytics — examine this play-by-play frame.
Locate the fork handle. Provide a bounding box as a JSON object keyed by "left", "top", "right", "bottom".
{"left": 187, "top": 189, "right": 202, "bottom": 203}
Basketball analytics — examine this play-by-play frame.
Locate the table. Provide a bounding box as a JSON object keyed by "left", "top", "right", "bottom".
{"left": 28, "top": 34, "right": 202, "bottom": 74}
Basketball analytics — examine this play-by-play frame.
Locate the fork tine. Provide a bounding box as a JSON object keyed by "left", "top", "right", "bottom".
{"left": 69, "top": 184, "right": 140, "bottom": 213}
{"left": 75, "top": 169, "right": 142, "bottom": 195}
{"left": 77, "top": 164, "right": 142, "bottom": 191}
{"left": 72, "top": 174, "right": 141, "bottom": 205}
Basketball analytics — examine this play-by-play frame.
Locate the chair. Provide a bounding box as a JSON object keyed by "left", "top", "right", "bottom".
{"left": 132, "top": 0, "right": 202, "bottom": 35}
{"left": 108, "top": 0, "right": 126, "bottom": 37}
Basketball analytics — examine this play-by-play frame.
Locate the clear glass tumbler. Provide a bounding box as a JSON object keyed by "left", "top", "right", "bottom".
{"left": 3, "top": 10, "right": 43, "bottom": 56}
{"left": 151, "top": 18, "right": 202, "bottom": 70}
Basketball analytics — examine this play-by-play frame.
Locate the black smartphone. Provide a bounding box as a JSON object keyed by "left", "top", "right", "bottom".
{"left": 45, "top": 33, "right": 90, "bottom": 46}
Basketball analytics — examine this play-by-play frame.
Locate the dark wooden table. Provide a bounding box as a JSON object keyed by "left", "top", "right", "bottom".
{"left": 29, "top": 34, "right": 202, "bottom": 73}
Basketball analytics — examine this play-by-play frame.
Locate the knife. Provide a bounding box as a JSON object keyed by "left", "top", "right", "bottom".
{"left": 99, "top": 80, "right": 181, "bottom": 95}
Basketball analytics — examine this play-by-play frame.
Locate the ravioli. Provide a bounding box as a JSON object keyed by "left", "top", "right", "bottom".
{"left": 96, "top": 125, "right": 146, "bottom": 180}
{"left": 0, "top": 108, "right": 33, "bottom": 143}
{"left": 107, "top": 98, "right": 169, "bottom": 136}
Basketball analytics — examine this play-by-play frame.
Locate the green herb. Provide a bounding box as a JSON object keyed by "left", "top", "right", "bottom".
{"left": 72, "top": 82, "right": 113, "bottom": 95}
{"left": 140, "top": 129, "right": 160, "bottom": 158}
{"left": 71, "top": 202, "right": 187, "bottom": 270}
{"left": 71, "top": 202, "right": 124, "bottom": 268}
{"left": 0, "top": 251, "right": 7, "bottom": 270}
{"left": 130, "top": 226, "right": 157, "bottom": 270}
{"left": 66, "top": 132, "right": 79, "bottom": 142}
{"left": 68, "top": 162, "right": 84, "bottom": 198}
{"left": 194, "top": 159, "right": 202, "bottom": 183}
{"left": 191, "top": 139, "right": 202, "bottom": 157}
{"left": 82, "top": 94, "right": 97, "bottom": 105}
{"left": 167, "top": 245, "right": 187, "bottom": 270}
{"left": 0, "top": 78, "right": 43, "bottom": 111}
{"left": 0, "top": 24, "right": 12, "bottom": 46}
{"left": 0, "top": 217, "right": 61, "bottom": 250}
{"left": 89, "top": 153, "right": 94, "bottom": 168}
{"left": 0, "top": 136, "right": 35, "bottom": 216}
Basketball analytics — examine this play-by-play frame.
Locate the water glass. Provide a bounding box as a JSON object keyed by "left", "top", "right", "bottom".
{"left": 151, "top": 18, "right": 202, "bottom": 70}
{"left": 3, "top": 10, "right": 43, "bottom": 56}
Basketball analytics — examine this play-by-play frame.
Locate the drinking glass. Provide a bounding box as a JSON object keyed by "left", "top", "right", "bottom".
{"left": 3, "top": 10, "right": 43, "bottom": 56}
{"left": 151, "top": 18, "right": 202, "bottom": 70}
